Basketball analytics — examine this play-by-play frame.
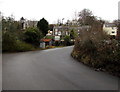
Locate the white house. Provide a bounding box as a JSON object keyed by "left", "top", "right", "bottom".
{"left": 53, "top": 25, "right": 90, "bottom": 37}
{"left": 103, "top": 23, "right": 117, "bottom": 36}
{"left": 22, "top": 20, "right": 38, "bottom": 29}
{"left": 46, "top": 30, "right": 53, "bottom": 36}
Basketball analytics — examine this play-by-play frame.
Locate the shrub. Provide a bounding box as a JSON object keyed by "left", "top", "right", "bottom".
{"left": 45, "top": 45, "right": 55, "bottom": 49}
{"left": 2, "top": 32, "right": 35, "bottom": 52}
{"left": 2, "top": 31, "right": 18, "bottom": 52}
{"left": 64, "top": 35, "right": 71, "bottom": 46}
{"left": 24, "top": 27, "right": 43, "bottom": 47}
{"left": 72, "top": 29, "right": 120, "bottom": 77}
{"left": 15, "top": 40, "right": 35, "bottom": 52}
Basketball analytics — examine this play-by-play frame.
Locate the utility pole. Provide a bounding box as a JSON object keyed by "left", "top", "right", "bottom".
{"left": 62, "top": 18, "right": 64, "bottom": 25}
{"left": 117, "top": 20, "right": 120, "bottom": 40}
{"left": 0, "top": 11, "right": 2, "bottom": 53}
{"left": 61, "top": 18, "right": 64, "bottom": 41}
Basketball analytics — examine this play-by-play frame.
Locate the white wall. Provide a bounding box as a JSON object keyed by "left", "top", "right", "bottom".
{"left": 103, "top": 25, "right": 117, "bottom": 36}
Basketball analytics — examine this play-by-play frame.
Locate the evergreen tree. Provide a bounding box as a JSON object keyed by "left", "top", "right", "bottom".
{"left": 37, "top": 18, "right": 49, "bottom": 36}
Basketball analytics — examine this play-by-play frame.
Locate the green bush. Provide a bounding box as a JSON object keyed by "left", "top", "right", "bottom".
{"left": 15, "top": 40, "right": 35, "bottom": 52}
{"left": 64, "top": 35, "right": 71, "bottom": 46}
{"left": 2, "top": 31, "right": 17, "bottom": 52}
{"left": 24, "top": 27, "right": 43, "bottom": 47}
{"left": 71, "top": 30, "right": 120, "bottom": 77}
{"left": 2, "top": 32, "right": 35, "bottom": 52}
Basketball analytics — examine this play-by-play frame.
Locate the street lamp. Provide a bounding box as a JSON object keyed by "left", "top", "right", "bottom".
{"left": 62, "top": 18, "right": 64, "bottom": 25}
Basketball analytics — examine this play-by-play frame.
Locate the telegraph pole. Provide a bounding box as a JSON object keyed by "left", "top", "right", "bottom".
{"left": 117, "top": 20, "right": 120, "bottom": 40}
{"left": 61, "top": 18, "right": 64, "bottom": 44}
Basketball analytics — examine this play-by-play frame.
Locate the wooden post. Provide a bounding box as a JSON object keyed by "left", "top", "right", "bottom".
{"left": 117, "top": 20, "right": 120, "bottom": 40}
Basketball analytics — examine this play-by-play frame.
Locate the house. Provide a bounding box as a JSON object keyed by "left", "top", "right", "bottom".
{"left": 24, "top": 20, "right": 38, "bottom": 29}
{"left": 46, "top": 30, "right": 53, "bottom": 36}
{"left": 53, "top": 26, "right": 70, "bottom": 36}
{"left": 20, "top": 18, "right": 38, "bottom": 29}
{"left": 40, "top": 39, "right": 54, "bottom": 48}
{"left": 103, "top": 23, "right": 117, "bottom": 38}
{"left": 52, "top": 25, "right": 91, "bottom": 45}
{"left": 53, "top": 25, "right": 90, "bottom": 37}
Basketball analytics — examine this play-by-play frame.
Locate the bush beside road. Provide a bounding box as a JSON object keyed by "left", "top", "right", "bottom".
{"left": 71, "top": 33, "right": 120, "bottom": 77}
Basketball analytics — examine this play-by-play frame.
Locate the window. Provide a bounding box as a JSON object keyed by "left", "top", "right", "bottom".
{"left": 112, "top": 31, "right": 115, "bottom": 33}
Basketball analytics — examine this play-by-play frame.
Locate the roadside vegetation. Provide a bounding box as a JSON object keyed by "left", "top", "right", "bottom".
{"left": 71, "top": 9, "right": 120, "bottom": 77}
{"left": 2, "top": 15, "right": 75, "bottom": 52}
{"left": 2, "top": 31, "right": 35, "bottom": 52}
{"left": 2, "top": 16, "right": 48, "bottom": 52}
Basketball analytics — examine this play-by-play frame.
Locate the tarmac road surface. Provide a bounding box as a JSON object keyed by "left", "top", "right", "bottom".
{"left": 2, "top": 46, "right": 119, "bottom": 90}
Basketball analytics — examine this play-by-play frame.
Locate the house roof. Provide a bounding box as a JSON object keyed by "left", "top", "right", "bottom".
{"left": 104, "top": 23, "right": 116, "bottom": 27}
{"left": 41, "top": 39, "right": 53, "bottom": 42}
{"left": 53, "top": 26, "right": 91, "bottom": 30}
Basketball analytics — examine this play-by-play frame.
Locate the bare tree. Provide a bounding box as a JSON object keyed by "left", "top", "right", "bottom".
{"left": 78, "top": 9, "right": 104, "bottom": 32}
{"left": 78, "top": 9, "right": 93, "bottom": 25}
{"left": 113, "top": 20, "right": 119, "bottom": 26}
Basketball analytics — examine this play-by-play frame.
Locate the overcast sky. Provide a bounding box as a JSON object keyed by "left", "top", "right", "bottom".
{"left": 0, "top": 0, "right": 120, "bottom": 24}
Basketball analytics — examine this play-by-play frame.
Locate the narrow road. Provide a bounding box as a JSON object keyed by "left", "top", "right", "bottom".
{"left": 3, "top": 46, "right": 118, "bottom": 90}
